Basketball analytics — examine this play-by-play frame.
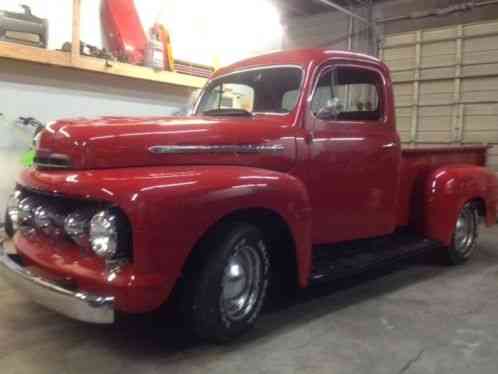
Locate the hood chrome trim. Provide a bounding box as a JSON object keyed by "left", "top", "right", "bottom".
{"left": 148, "top": 144, "right": 284, "bottom": 155}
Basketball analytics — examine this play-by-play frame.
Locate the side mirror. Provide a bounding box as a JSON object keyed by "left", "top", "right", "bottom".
{"left": 316, "top": 98, "right": 342, "bottom": 120}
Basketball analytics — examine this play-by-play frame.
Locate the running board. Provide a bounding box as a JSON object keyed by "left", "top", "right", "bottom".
{"left": 310, "top": 232, "right": 442, "bottom": 284}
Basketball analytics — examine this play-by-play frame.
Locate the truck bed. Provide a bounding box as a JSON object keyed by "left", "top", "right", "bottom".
{"left": 397, "top": 145, "right": 489, "bottom": 227}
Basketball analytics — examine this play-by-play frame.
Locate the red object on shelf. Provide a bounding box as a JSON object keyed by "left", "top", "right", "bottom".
{"left": 101, "top": 0, "right": 147, "bottom": 64}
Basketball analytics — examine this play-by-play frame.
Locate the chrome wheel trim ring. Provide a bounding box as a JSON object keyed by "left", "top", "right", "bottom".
{"left": 454, "top": 206, "right": 478, "bottom": 258}
{"left": 221, "top": 241, "right": 263, "bottom": 322}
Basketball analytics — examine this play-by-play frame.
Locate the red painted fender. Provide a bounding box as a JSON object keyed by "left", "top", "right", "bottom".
{"left": 132, "top": 166, "right": 314, "bottom": 289}
{"left": 422, "top": 165, "right": 498, "bottom": 245}
{"left": 19, "top": 166, "right": 313, "bottom": 302}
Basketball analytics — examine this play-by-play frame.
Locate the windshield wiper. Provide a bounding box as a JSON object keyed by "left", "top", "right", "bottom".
{"left": 202, "top": 109, "right": 253, "bottom": 117}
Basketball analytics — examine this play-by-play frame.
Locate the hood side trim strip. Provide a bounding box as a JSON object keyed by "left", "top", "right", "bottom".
{"left": 148, "top": 144, "right": 285, "bottom": 155}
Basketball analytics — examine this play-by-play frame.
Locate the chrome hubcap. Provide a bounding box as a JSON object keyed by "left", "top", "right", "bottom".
{"left": 221, "top": 242, "right": 262, "bottom": 321}
{"left": 454, "top": 207, "right": 477, "bottom": 257}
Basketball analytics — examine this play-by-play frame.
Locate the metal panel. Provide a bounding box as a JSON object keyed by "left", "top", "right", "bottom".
{"left": 419, "top": 81, "right": 454, "bottom": 106}
{"left": 463, "top": 103, "right": 498, "bottom": 143}
{"left": 382, "top": 19, "right": 498, "bottom": 171}
{"left": 488, "top": 145, "right": 498, "bottom": 170}
{"left": 392, "top": 83, "right": 413, "bottom": 106}
{"left": 421, "top": 40, "right": 456, "bottom": 68}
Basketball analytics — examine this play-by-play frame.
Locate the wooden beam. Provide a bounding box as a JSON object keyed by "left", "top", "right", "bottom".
{"left": 0, "top": 41, "right": 206, "bottom": 89}
{"left": 72, "top": 0, "right": 81, "bottom": 62}
{"left": 0, "top": 41, "right": 72, "bottom": 66}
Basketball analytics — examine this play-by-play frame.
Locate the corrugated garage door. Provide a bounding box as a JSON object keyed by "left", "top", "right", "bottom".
{"left": 380, "top": 19, "right": 498, "bottom": 171}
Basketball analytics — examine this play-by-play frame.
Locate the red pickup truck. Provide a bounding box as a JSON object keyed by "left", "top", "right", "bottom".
{"left": 1, "top": 49, "right": 497, "bottom": 342}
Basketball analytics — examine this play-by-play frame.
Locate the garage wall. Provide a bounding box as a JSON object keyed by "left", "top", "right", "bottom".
{"left": 381, "top": 19, "right": 498, "bottom": 171}
{"left": 283, "top": 0, "right": 498, "bottom": 54}
{"left": 283, "top": 7, "right": 373, "bottom": 54}
{"left": 284, "top": 11, "right": 350, "bottom": 49}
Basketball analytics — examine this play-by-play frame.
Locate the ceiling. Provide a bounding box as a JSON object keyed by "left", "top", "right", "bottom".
{"left": 272, "top": 0, "right": 374, "bottom": 20}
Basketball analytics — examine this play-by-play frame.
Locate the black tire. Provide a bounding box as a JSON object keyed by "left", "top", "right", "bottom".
{"left": 446, "top": 202, "right": 479, "bottom": 265}
{"left": 183, "top": 223, "right": 270, "bottom": 343}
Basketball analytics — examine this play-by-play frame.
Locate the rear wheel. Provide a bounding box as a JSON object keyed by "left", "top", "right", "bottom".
{"left": 446, "top": 202, "right": 479, "bottom": 265}
{"left": 183, "top": 223, "right": 270, "bottom": 342}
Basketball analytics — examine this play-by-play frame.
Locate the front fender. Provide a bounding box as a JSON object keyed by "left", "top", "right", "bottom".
{"left": 133, "top": 166, "right": 313, "bottom": 288}
{"left": 19, "top": 166, "right": 313, "bottom": 298}
{"left": 422, "top": 165, "right": 497, "bottom": 245}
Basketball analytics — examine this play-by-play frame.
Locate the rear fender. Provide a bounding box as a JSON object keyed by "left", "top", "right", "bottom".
{"left": 421, "top": 165, "right": 497, "bottom": 245}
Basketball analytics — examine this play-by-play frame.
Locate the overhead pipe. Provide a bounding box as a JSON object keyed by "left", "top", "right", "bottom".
{"left": 378, "top": 0, "right": 498, "bottom": 23}
{"left": 313, "top": 0, "right": 375, "bottom": 26}
{"left": 313, "top": 0, "right": 380, "bottom": 54}
{"left": 313, "top": 0, "right": 498, "bottom": 26}
{"left": 311, "top": 0, "right": 498, "bottom": 57}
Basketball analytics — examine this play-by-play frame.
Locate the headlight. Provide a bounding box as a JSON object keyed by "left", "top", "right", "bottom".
{"left": 34, "top": 205, "right": 63, "bottom": 237}
{"left": 33, "top": 205, "right": 50, "bottom": 229}
{"left": 89, "top": 210, "right": 119, "bottom": 259}
{"left": 64, "top": 211, "right": 92, "bottom": 247}
{"left": 5, "top": 190, "right": 23, "bottom": 235}
{"left": 17, "top": 196, "right": 39, "bottom": 226}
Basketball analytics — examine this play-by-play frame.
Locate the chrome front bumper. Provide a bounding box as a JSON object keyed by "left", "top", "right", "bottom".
{"left": 0, "top": 242, "right": 115, "bottom": 324}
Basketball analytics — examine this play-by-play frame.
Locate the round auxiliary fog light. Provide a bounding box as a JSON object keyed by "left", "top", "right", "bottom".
{"left": 89, "top": 210, "right": 118, "bottom": 259}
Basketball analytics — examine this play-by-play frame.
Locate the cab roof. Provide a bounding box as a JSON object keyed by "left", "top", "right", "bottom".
{"left": 212, "top": 48, "right": 384, "bottom": 79}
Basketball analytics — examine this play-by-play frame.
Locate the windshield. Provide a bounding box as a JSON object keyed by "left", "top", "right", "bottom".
{"left": 195, "top": 66, "right": 303, "bottom": 116}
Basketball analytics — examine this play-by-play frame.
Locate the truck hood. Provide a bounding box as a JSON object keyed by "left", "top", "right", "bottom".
{"left": 35, "top": 116, "right": 297, "bottom": 171}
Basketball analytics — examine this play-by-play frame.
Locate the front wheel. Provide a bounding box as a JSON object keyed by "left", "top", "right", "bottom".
{"left": 184, "top": 223, "right": 270, "bottom": 342}
{"left": 446, "top": 202, "right": 480, "bottom": 265}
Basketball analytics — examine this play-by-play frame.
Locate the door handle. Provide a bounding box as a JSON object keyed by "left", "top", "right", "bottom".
{"left": 305, "top": 131, "right": 315, "bottom": 145}
{"left": 382, "top": 142, "right": 398, "bottom": 149}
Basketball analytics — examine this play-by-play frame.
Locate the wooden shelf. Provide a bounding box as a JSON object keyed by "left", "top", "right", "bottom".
{"left": 0, "top": 0, "right": 207, "bottom": 90}
{"left": 0, "top": 41, "right": 207, "bottom": 89}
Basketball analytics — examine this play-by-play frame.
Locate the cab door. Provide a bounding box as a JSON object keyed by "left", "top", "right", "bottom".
{"left": 304, "top": 63, "right": 401, "bottom": 244}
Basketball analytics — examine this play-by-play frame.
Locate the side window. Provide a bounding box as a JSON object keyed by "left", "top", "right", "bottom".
{"left": 281, "top": 89, "right": 298, "bottom": 112}
{"left": 312, "top": 66, "right": 383, "bottom": 122}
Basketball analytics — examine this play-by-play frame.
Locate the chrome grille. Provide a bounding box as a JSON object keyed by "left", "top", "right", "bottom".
{"left": 33, "top": 155, "right": 71, "bottom": 170}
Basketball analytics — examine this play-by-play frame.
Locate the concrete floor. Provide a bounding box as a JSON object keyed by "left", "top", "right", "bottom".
{"left": 1, "top": 226, "right": 498, "bottom": 374}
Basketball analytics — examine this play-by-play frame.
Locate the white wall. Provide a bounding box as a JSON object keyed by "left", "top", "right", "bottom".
{"left": 0, "top": 60, "right": 189, "bottom": 123}
{"left": 0, "top": 58, "right": 192, "bottom": 211}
